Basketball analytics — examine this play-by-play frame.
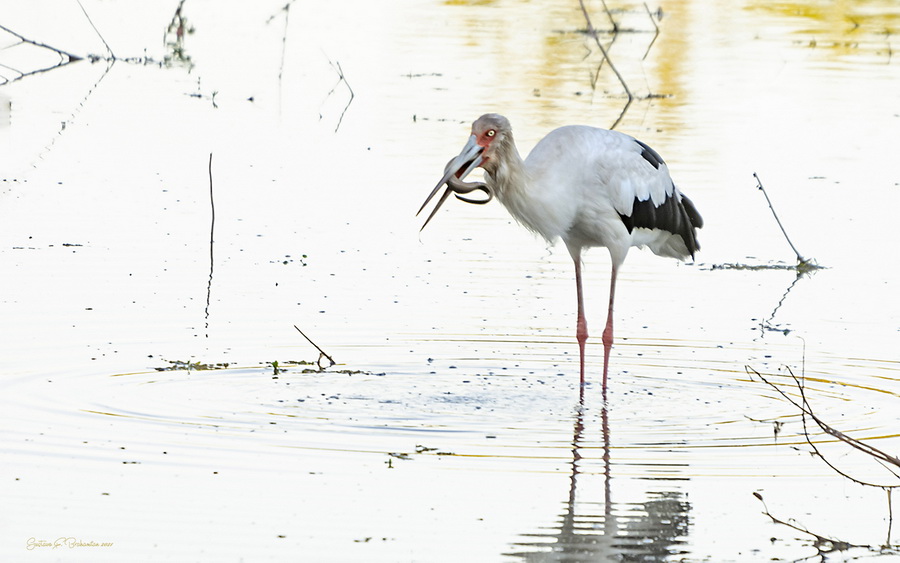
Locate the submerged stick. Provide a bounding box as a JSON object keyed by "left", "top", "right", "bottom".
{"left": 294, "top": 325, "right": 336, "bottom": 369}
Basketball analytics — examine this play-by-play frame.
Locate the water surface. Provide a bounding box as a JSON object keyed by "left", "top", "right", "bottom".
{"left": 2, "top": 0, "right": 899, "bottom": 561}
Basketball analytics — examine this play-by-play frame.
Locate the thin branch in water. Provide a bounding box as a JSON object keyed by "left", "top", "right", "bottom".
{"left": 753, "top": 172, "right": 820, "bottom": 272}
{"left": 599, "top": 0, "right": 618, "bottom": 33}
{"left": 888, "top": 488, "right": 894, "bottom": 549}
{"left": 758, "top": 271, "right": 804, "bottom": 335}
{"left": 0, "top": 23, "right": 83, "bottom": 84}
{"left": 208, "top": 153, "right": 215, "bottom": 234}
{"left": 205, "top": 153, "right": 215, "bottom": 335}
{"left": 753, "top": 491, "right": 869, "bottom": 554}
{"left": 277, "top": 4, "right": 290, "bottom": 86}
{"left": 587, "top": 32, "right": 618, "bottom": 91}
{"left": 748, "top": 356, "right": 899, "bottom": 552}
{"left": 577, "top": 0, "right": 633, "bottom": 129}
{"left": 1, "top": 6, "right": 198, "bottom": 80}
{"left": 33, "top": 60, "right": 114, "bottom": 165}
{"left": 76, "top": 0, "right": 115, "bottom": 59}
{"left": 641, "top": 2, "right": 660, "bottom": 60}
{"left": 585, "top": 30, "right": 618, "bottom": 89}
{"left": 266, "top": 1, "right": 300, "bottom": 89}
{"left": 320, "top": 56, "right": 355, "bottom": 132}
{"left": 294, "top": 325, "right": 336, "bottom": 370}
{"left": 747, "top": 365, "right": 900, "bottom": 488}
{"left": 0, "top": 23, "right": 83, "bottom": 62}
{"left": 744, "top": 415, "right": 785, "bottom": 439}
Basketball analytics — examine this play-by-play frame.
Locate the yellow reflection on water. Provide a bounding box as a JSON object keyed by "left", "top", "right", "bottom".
{"left": 748, "top": 0, "right": 899, "bottom": 60}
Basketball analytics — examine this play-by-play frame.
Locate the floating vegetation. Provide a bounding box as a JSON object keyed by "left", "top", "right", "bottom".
{"left": 155, "top": 358, "right": 370, "bottom": 376}
{"left": 704, "top": 261, "right": 823, "bottom": 272}
{"left": 155, "top": 359, "right": 230, "bottom": 372}
{"left": 386, "top": 444, "right": 456, "bottom": 468}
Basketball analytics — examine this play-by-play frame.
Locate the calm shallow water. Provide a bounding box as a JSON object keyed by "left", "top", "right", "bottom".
{"left": 2, "top": 0, "right": 899, "bottom": 561}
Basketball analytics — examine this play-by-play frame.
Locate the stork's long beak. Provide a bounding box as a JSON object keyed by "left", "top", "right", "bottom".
{"left": 417, "top": 135, "right": 491, "bottom": 231}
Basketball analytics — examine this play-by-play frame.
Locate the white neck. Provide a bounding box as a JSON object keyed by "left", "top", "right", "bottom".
{"left": 486, "top": 138, "right": 574, "bottom": 244}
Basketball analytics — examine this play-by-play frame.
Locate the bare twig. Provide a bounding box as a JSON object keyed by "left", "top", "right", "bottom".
{"left": 748, "top": 365, "right": 900, "bottom": 486}
{"left": 294, "top": 325, "right": 336, "bottom": 369}
{"left": 889, "top": 488, "right": 895, "bottom": 549}
{"left": 321, "top": 57, "right": 355, "bottom": 132}
{"left": 208, "top": 153, "right": 215, "bottom": 238}
{"left": 1, "top": 3, "right": 190, "bottom": 84}
{"left": 753, "top": 173, "right": 821, "bottom": 272}
{"left": 266, "top": 1, "right": 299, "bottom": 88}
{"left": 587, "top": 33, "right": 618, "bottom": 90}
{"left": 599, "top": 0, "right": 618, "bottom": 33}
{"left": 753, "top": 491, "right": 869, "bottom": 553}
{"left": 76, "top": 0, "right": 115, "bottom": 59}
{"left": 753, "top": 172, "right": 801, "bottom": 258}
{"left": 758, "top": 273, "right": 803, "bottom": 335}
{"left": 277, "top": 5, "right": 290, "bottom": 86}
{"left": 0, "top": 23, "right": 83, "bottom": 85}
{"left": 31, "top": 59, "right": 113, "bottom": 165}
{"left": 749, "top": 362, "right": 900, "bottom": 551}
{"left": 205, "top": 153, "right": 215, "bottom": 333}
{"left": 0, "top": 23, "right": 83, "bottom": 62}
{"left": 641, "top": 2, "right": 660, "bottom": 60}
{"left": 265, "top": 1, "right": 300, "bottom": 24}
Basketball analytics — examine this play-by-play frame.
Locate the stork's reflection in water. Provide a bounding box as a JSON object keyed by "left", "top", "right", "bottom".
{"left": 507, "top": 387, "right": 691, "bottom": 561}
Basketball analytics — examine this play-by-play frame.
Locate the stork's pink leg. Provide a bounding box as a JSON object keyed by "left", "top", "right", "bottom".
{"left": 601, "top": 264, "right": 618, "bottom": 391}
{"left": 574, "top": 258, "right": 588, "bottom": 387}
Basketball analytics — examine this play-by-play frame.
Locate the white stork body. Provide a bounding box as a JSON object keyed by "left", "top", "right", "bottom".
{"left": 494, "top": 124, "right": 697, "bottom": 262}
{"left": 419, "top": 114, "right": 702, "bottom": 390}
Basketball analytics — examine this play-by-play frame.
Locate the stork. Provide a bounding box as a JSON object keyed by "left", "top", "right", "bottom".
{"left": 418, "top": 114, "right": 702, "bottom": 390}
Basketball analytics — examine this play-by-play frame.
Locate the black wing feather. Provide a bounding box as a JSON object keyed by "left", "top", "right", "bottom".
{"left": 618, "top": 184, "right": 703, "bottom": 258}
{"left": 635, "top": 139, "right": 664, "bottom": 170}
{"left": 618, "top": 139, "right": 703, "bottom": 258}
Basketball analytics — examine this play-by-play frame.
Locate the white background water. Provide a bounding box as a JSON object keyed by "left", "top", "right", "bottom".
{"left": 2, "top": 0, "right": 899, "bottom": 560}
